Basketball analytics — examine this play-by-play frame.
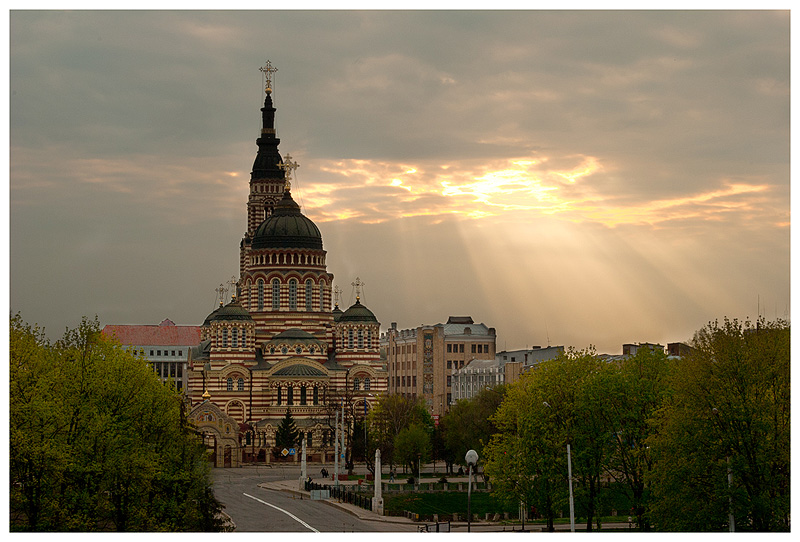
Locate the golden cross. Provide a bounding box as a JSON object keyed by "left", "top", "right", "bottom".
{"left": 334, "top": 285, "right": 342, "bottom": 308}
{"left": 278, "top": 154, "right": 299, "bottom": 190}
{"left": 215, "top": 283, "right": 226, "bottom": 306}
{"left": 259, "top": 60, "right": 278, "bottom": 94}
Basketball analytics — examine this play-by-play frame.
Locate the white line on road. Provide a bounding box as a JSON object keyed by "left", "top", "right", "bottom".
{"left": 242, "top": 492, "right": 320, "bottom": 533}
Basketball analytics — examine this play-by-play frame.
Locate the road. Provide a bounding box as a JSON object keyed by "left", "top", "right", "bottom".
{"left": 210, "top": 466, "right": 417, "bottom": 532}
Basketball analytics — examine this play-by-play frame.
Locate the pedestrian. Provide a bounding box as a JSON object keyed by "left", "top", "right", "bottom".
{"left": 389, "top": 469, "right": 394, "bottom": 482}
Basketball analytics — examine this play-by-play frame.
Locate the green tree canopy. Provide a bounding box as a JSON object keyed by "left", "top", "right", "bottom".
{"left": 368, "top": 394, "right": 431, "bottom": 467}
{"left": 393, "top": 423, "right": 432, "bottom": 477}
{"left": 647, "top": 317, "right": 790, "bottom": 532}
{"left": 441, "top": 384, "right": 506, "bottom": 469}
{"left": 10, "top": 314, "right": 224, "bottom": 532}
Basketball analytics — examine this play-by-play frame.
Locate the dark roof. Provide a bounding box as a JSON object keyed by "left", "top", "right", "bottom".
{"left": 252, "top": 189, "right": 322, "bottom": 250}
{"left": 273, "top": 363, "right": 327, "bottom": 377}
{"left": 339, "top": 299, "right": 378, "bottom": 323}
{"left": 207, "top": 299, "right": 254, "bottom": 323}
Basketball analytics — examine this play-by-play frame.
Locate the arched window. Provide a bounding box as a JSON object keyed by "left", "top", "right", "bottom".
{"left": 319, "top": 284, "right": 325, "bottom": 311}
{"left": 348, "top": 329, "right": 354, "bottom": 349}
{"left": 367, "top": 329, "right": 373, "bottom": 349}
{"left": 357, "top": 329, "right": 364, "bottom": 349}
{"left": 353, "top": 378, "right": 360, "bottom": 391}
{"left": 289, "top": 279, "right": 298, "bottom": 310}
{"left": 232, "top": 328, "right": 238, "bottom": 348}
{"left": 364, "top": 378, "right": 370, "bottom": 391}
{"left": 237, "top": 378, "right": 244, "bottom": 391}
{"left": 227, "top": 377, "right": 233, "bottom": 391}
{"left": 257, "top": 279, "right": 264, "bottom": 311}
{"left": 222, "top": 328, "right": 229, "bottom": 348}
{"left": 287, "top": 386, "right": 294, "bottom": 405}
{"left": 272, "top": 279, "right": 280, "bottom": 310}
{"left": 313, "top": 386, "right": 319, "bottom": 405}
{"left": 277, "top": 387, "right": 282, "bottom": 405}
{"left": 300, "top": 385, "right": 307, "bottom": 405}
{"left": 242, "top": 328, "right": 247, "bottom": 347}
{"left": 305, "top": 279, "right": 313, "bottom": 312}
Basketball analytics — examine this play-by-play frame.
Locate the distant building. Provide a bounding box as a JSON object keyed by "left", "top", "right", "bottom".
{"left": 381, "top": 316, "right": 496, "bottom": 417}
{"left": 101, "top": 318, "right": 201, "bottom": 392}
{"left": 622, "top": 342, "right": 665, "bottom": 356}
{"left": 667, "top": 342, "right": 694, "bottom": 357}
{"left": 451, "top": 345, "right": 565, "bottom": 401}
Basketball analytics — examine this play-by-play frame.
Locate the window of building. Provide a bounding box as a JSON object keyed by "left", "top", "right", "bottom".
{"left": 157, "top": 350, "right": 161, "bottom": 356}
{"left": 178, "top": 350, "right": 183, "bottom": 356}
{"left": 258, "top": 279, "right": 265, "bottom": 311}
{"left": 222, "top": 328, "right": 228, "bottom": 348}
{"left": 447, "top": 375, "right": 451, "bottom": 387}
{"left": 313, "top": 386, "right": 319, "bottom": 405}
{"left": 307, "top": 431, "right": 312, "bottom": 447}
{"left": 289, "top": 279, "right": 297, "bottom": 310}
{"left": 287, "top": 386, "right": 294, "bottom": 405}
{"left": 300, "top": 385, "right": 307, "bottom": 405}
{"left": 232, "top": 328, "right": 238, "bottom": 348}
{"left": 357, "top": 329, "right": 364, "bottom": 349}
{"left": 447, "top": 360, "right": 452, "bottom": 369}
{"left": 472, "top": 344, "right": 477, "bottom": 353}
{"left": 364, "top": 378, "right": 370, "bottom": 391}
{"left": 237, "top": 378, "right": 244, "bottom": 391}
{"left": 271, "top": 279, "right": 280, "bottom": 310}
{"left": 459, "top": 344, "right": 464, "bottom": 353}
{"left": 413, "top": 376, "right": 417, "bottom": 387}
{"left": 368, "top": 329, "right": 373, "bottom": 348}
{"left": 277, "top": 387, "right": 282, "bottom": 405}
{"left": 177, "top": 364, "right": 182, "bottom": 378}
{"left": 348, "top": 329, "right": 354, "bottom": 349}
{"left": 353, "top": 378, "right": 360, "bottom": 391}
{"left": 447, "top": 344, "right": 452, "bottom": 353}
{"left": 150, "top": 350, "right": 154, "bottom": 356}
{"left": 227, "top": 377, "right": 233, "bottom": 391}
{"left": 305, "top": 280, "right": 313, "bottom": 312}
{"left": 401, "top": 376, "right": 406, "bottom": 387}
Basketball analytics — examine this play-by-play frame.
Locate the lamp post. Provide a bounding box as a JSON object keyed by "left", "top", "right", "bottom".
{"left": 544, "top": 401, "right": 575, "bottom": 532}
{"left": 466, "top": 449, "right": 478, "bottom": 532}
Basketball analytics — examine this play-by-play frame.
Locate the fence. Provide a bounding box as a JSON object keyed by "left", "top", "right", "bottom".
{"left": 305, "top": 480, "right": 373, "bottom": 512}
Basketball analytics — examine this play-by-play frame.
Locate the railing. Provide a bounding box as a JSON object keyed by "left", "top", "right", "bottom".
{"left": 305, "top": 480, "right": 373, "bottom": 512}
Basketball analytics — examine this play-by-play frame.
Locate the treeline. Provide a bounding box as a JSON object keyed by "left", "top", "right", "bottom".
{"left": 365, "top": 317, "right": 789, "bottom": 532}
{"left": 10, "top": 315, "right": 226, "bottom": 532}
{"left": 482, "top": 317, "right": 789, "bottom": 532}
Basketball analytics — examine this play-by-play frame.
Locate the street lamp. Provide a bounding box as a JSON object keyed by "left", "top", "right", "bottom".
{"left": 544, "top": 401, "right": 575, "bottom": 532}
{"left": 465, "top": 449, "right": 478, "bottom": 532}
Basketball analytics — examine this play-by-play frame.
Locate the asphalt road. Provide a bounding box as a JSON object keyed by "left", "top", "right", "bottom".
{"left": 210, "top": 466, "right": 417, "bottom": 532}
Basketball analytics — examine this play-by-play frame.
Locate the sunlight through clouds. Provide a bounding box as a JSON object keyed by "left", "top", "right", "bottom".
{"left": 300, "top": 155, "right": 779, "bottom": 230}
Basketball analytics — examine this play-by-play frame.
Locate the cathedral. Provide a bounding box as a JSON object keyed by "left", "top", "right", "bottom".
{"left": 185, "top": 62, "right": 387, "bottom": 467}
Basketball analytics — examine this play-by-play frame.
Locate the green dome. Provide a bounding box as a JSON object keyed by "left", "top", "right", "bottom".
{"left": 209, "top": 299, "right": 254, "bottom": 322}
{"left": 252, "top": 189, "right": 322, "bottom": 250}
{"left": 339, "top": 299, "right": 378, "bottom": 323}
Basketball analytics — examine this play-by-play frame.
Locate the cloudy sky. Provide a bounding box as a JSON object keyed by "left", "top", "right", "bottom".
{"left": 9, "top": 10, "right": 790, "bottom": 354}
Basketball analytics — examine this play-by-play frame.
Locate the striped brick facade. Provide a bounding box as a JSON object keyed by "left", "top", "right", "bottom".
{"left": 186, "top": 75, "right": 387, "bottom": 466}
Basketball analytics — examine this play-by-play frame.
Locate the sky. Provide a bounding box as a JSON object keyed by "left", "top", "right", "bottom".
{"left": 8, "top": 9, "right": 790, "bottom": 354}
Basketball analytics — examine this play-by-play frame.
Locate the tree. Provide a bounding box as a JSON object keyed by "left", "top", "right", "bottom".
{"left": 484, "top": 371, "right": 562, "bottom": 531}
{"left": 368, "top": 394, "right": 431, "bottom": 468}
{"left": 592, "top": 346, "right": 673, "bottom": 531}
{"left": 647, "top": 318, "right": 790, "bottom": 531}
{"left": 274, "top": 408, "right": 301, "bottom": 452}
{"left": 393, "top": 423, "right": 432, "bottom": 477}
{"left": 441, "top": 385, "right": 506, "bottom": 472}
{"left": 10, "top": 314, "right": 225, "bottom": 531}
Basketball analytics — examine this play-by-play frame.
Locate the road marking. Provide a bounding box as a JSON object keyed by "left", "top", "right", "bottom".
{"left": 243, "top": 492, "right": 320, "bottom": 533}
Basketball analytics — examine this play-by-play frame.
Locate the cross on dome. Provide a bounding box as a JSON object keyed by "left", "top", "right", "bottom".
{"left": 278, "top": 154, "right": 299, "bottom": 191}
{"left": 334, "top": 285, "right": 342, "bottom": 308}
{"left": 215, "top": 283, "right": 227, "bottom": 306}
{"left": 259, "top": 60, "right": 278, "bottom": 94}
{"left": 228, "top": 276, "right": 239, "bottom": 300}
{"left": 352, "top": 277, "right": 365, "bottom": 301}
